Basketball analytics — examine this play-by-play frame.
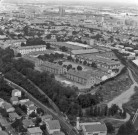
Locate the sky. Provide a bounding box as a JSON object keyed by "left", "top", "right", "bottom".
{"left": 2, "top": 0, "right": 138, "bottom": 5}
{"left": 56, "top": 0, "right": 138, "bottom": 4}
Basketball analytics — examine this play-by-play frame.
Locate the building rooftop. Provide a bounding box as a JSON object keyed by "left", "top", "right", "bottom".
{"left": 27, "top": 127, "right": 43, "bottom": 134}
{"left": 71, "top": 49, "right": 99, "bottom": 55}
{"left": 67, "top": 69, "right": 106, "bottom": 80}
{"left": 81, "top": 122, "right": 107, "bottom": 133}
{"left": 18, "top": 45, "right": 46, "bottom": 50}
{"left": 28, "top": 106, "right": 37, "bottom": 110}
{"left": 24, "top": 101, "right": 34, "bottom": 107}
{"left": 41, "top": 115, "right": 53, "bottom": 121}
{"left": 66, "top": 41, "right": 90, "bottom": 48}
{"left": 0, "top": 131, "right": 8, "bottom": 135}
{"left": 10, "top": 96, "right": 18, "bottom": 102}
{"left": 47, "top": 120, "right": 61, "bottom": 130}
{"left": 22, "top": 119, "right": 34, "bottom": 127}
{"left": 2, "top": 102, "right": 14, "bottom": 110}
{"left": 9, "top": 112, "right": 20, "bottom": 119}
{"left": 51, "top": 42, "right": 84, "bottom": 50}
{"left": 41, "top": 61, "right": 64, "bottom": 70}
{"left": 12, "top": 89, "right": 20, "bottom": 94}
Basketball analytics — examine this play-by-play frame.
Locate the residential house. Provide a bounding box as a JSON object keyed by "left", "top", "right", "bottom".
{"left": 53, "top": 131, "right": 65, "bottom": 135}
{"left": 19, "top": 99, "right": 29, "bottom": 105}
{"left": 2, "top": 102, "right": 15, "bottom": 112}
{"left": 12, "top": 89, "right": 21, "bottom": 97}
{"left": 9, "top": 112, "right": 20, "bottom": 122}
{"left": 0, "top": 98, "right": 4, "bottom": 107}
{"left": 24, "top": 101, "right": 34, "bottom": 108}
{"left": 22, "top": 119, "right": 35, "bottom": 129}
{"left": 10, "top": 96, "right": 19, "bottom": 105}
{"left": 81, "top": 37, "right": 95, "bottom": 45}
{"left": 27, "top": 127, "right": 43, "bottom": 135}
{"left": 27, "top": 106, "right": 37, "bottom": 115}
{"left": 46, "top": 120, "right": 61, "bottom": 134}
{"left": 41, "top": 115, "right": 53, "bottom": 123}
{"left": 80, "top": 122, "right": 107, "bottom": 135}
{"left": 0, "top": 117, "right": 9, "bottom": 127}
{"left": 0, "top": 131, "right": 8, "bottom": 135}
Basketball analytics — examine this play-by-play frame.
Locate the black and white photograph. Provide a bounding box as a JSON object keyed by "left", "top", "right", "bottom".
{"left": 0, "top": 0, "right": 138, "bottom": 135}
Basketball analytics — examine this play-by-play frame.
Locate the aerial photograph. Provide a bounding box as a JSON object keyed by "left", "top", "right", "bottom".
{"left": 0, "top": 0, "right": 138, "bottom": 135}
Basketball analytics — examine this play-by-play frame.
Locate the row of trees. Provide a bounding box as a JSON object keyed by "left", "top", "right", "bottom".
{"left": 67, "top": 56, "right": 97, "bottom": 68}
{"left": 86, "top": 104, "right": 127, "bottom": 118}
{"left": 38, "top": 53, "right": 64, "bottom": 62}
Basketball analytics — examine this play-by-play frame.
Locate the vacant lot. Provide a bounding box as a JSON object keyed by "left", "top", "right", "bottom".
{"left": 96, "top": 69, "right": 133, "bottom": 104}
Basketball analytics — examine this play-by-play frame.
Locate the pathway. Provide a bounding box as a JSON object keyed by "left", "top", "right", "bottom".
{"left": 108, "top": 69, "right": 138, "bottom": 109}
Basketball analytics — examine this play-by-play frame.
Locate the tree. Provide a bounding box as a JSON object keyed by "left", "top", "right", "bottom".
{"left": 67, "top": 56, "right": 73, "bottom": 61}
{"left": 117, "top": 121, "right": 136, "bottom": 135}
{"left": 83, "top": 61, "right": 87, "bottom": 65}
{"left": 75, "top": 58, "right": 79, "bottom": 63}
{"left": 35, "top": 117, "right": 42, "bottom": 126}
{"left": 19, "top": 105, "right": 27, "bottom": 113}
{"left": 21, "top": 42, "right": 26, "bottom": 46}
{"left": 0, "top": 108, "right": 9, "bottom": 117}
{"left": 60, "top": 46, "right": 68, "bottom": 52}
{"left": 109, "top": 104, "right": 119, "bottom": 116}
{"left": 46, "top": 43, "right": 51, "bottom": 49}
{"left": 72, "top": 31, "right": 77, "bottom": 35}
{"left": 105, "top": 122, "right": 115, "bottom": 134}
{"left": 91, "top": 62, "right": 97, "bottom": 68}
{"left": 58, "top": 61, "right": 63, "bottom": 65}
{"left": 77, "top": 65, "right": 82, "bottom": 71}
{"left": 37, "top": 108, "right": 44, "bottom": 115}
{"left": 16, "top": 53, "right": 22, "bottom": 57}
{"left": 46, "top": 34, "right": 51, "bottom": 39}
{"left": 29, "top": 112, "right": 37, "bottom": 118}
{"left": 67, "top": 64, "right": 72, "bottom": 71}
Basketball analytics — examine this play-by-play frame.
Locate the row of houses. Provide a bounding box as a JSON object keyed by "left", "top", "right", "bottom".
{"left": 0, "top": 89, "right": 64, "bottom": 135}
{"left": 40, "top": 61, "right": 67, "bottom": 74}
{"left": 75, "top": 53, "right": 121, "bottom": 70}
{"left": 15, "top": 45, "right": 47, "bottom": 55}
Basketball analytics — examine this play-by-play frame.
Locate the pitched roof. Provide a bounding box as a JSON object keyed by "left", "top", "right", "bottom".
{"left": 28, "top": 106, "right": 37, "bottom": 110}
{"left": 12, "top": 89, "right": 20, "bottom": 95}
{"left": 10, "top": 96, "right": 18, "bottom": 102}
{"left": 9, "top": 112, "right": 20, "bottom": 119}
{"left": 0, "top": 131, "right": 8, "bottom": 135}
{"left": 27, "top": 127, "right": 43, "bottom": 134}
{"left": 0, "top": 98, "right": 4, "bottom": 102}
{"left": 22, "top": 119, "right": 34, "bottom": 127}
{"left": 25, "top": 101, "right": 34, "bottom": 106}
{"left": 42, "top": 115, "right": 53, "bottom": 121}
{"left": 41, "top": 61, "right": 63, "bottom": 70}
{"left": 71, "top": 49, "right": 99, "bottom": 55}
{"left": 2, "top": 102, "right": 14, "bottom": 110}
{"left": 82, "top": 122, "right": 107, "bottom": 133}
{"left": 53, "top": 131, "right": 65, "bottom": 135}
{"left": 47, "top": 120, "right": 61, "bottom": 130}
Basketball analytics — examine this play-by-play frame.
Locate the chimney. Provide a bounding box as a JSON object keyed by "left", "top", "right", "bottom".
{"left": 76, "top": 117, "right": 80, "bottom": 130}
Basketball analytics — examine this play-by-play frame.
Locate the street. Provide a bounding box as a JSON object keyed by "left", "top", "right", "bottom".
{"left": 5, "top": 78, "right": 78, "bottom": 135}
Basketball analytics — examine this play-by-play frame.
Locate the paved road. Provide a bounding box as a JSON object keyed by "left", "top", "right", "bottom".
{"left": 5, "top": 78, "right": 77, "bottom": 135}
{"left": 108, "top": 69, "right": 138, "bottom": 109}
{"left": 106, "top": 113, "right": 130, "bottom": 122}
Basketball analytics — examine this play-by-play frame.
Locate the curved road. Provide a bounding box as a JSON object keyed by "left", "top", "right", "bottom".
{"left": 5, "top": 78, "right": 78, "bottom": 135}
{"left": 108, "top": 69, "right": 138, "bottom": 109}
